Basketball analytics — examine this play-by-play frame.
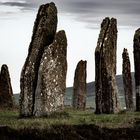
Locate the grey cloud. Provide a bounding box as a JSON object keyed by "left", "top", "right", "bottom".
{"left": 66, "top": 1, "right": 101, "bottom": 9}
{"left": 58, "top": 0, "right": 140, "bottom": 28}
{"left": 0, "top": 0, "right": 140, "bottom": 28}
{"left": 1, "top": 2, "right": 33, "bottom": 8}
{"left": 0, "top": 0, "right": 45, "bottom": 9}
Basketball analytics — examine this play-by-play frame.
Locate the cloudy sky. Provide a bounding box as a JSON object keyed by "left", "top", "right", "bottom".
{"left": 0, "top": 0, "right": 140, "bottom": 93}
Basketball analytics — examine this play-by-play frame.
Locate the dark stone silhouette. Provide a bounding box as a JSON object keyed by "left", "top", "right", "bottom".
{"left": 72, "top": 60, "right": 87, "bottom": 110}
{"left": 34, "top": 30, "right": 67, "bottom": 116}
{"left": 133, "top": 28, "right": 140, "bottom": 111}
{"left": 0, "top": 64, "right": 13, "bottom": 107}
{"left": 122, "top": 48, "right": 133, "bottom": 111}
{"left": 95, "top": 17, "right": 120, "bottom": 114}
{"left": 20, "top": 2, "right": 57, "bottom": 117}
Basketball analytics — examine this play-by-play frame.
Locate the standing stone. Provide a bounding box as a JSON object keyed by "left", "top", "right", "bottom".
{"left": 122, "top": 48, "right": 133, "bottom": 111}
{"left": 72, "top": 60, "right": 87, "bottom": 110}
{"left": 0, "top": 65, "right": 13, "bottom": 107}
{"left": 20, "top": 2, "right": 57, "bottom": 117}
{"left": 133, "top": 28, "right": 140, "bottom": 111}
{"left": 34, "top": 30, "right": 67, "bottom": 117}
{"left": 95, "top": 17, "right": 120, "bottom": 114}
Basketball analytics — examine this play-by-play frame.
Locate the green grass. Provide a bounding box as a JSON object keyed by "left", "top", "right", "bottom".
{"left": 0, "top": 108, "right": 140, "bottom": 130}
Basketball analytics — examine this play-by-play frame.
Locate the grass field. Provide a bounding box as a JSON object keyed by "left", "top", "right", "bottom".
{"left": 0, "top": 108, "right": 140, "bottom": 130}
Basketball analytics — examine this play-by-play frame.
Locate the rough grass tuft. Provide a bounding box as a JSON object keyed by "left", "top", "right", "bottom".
{"left": 0, "top": 108, "right": 140, "bottom": 129}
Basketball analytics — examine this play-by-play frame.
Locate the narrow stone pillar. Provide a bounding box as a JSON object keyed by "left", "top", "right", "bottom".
{"left": 34, "top": 30, "right": 67, "bottom": 117}
{"left": 20, "top": 2, "right": 57, "bottom": 117}
{"left": 133, "top": 28, "right": 140, "bottom": 111}
{"left": 95, "top": 17, "right": 120, "bottom": 114}
{"left": 72, "top": 60, "right": 87, "bottom": 110}
{"left": 122, "top": 48, "right": 133, "bottom": 111}
{"left": 0, "top": 64, "right": 13, "bottom": 107}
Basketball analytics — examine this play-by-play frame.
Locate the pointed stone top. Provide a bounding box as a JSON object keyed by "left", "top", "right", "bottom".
{"left": 133, "top": 28, "right": 140, "bottom": 51}
{"left": 44, "top": 2, "right": 55, "bottom": 6}
{"left": 103, "top": 17, "right": 116, "bottom": 20}
{"left": 37, "top": 2, "right": 57, "bottom": 18}
{"left": 0, "top": 64, "right": 13, "bottom": 103}
{"left": 1, "top": 64, "right": 8, "bottom": 70}
{"left": 96, "top": 17, "right": 117, "bottom": 53}
{"left": 79, "top": 60, "right": 87, "bottom": 63}
{"left": 101, "top": 17, "right": 110, "bottom": 28}
{"left": 0, "top": 64, "right": 11, "bottom": 81}
{"left": 76, "top": 60, "right": 87, "bottom": 70}
{"left": 123, "top": 48, "right": 128, "bottom": 53}
{"left": 57, "top": 30, "right": 65, "bottom": 35}
{"left": 135, "top": 28, "right": 140, "bottom": 33}
{"left": 1, "top": 64, "right": 9, "bottom": 75}
{"left": 134, "top": 28, "right": 140, "bottom": 39}
{"left": 53, "top": 30, "right": 67, "bottom": 46}
{"left": 75, "top": 60, "right": 87, "bottom": 69}
{"left": 29, "top": 1, "right": 58, "bottom": 50}
{"left": 101, "top": 17, "right": 117, "bottom": 27}
{"left": 39, "top": 2, "right": 56, "bottom": 9}
{"left": 122, "top": 48, "right": 129, "bottom": 59}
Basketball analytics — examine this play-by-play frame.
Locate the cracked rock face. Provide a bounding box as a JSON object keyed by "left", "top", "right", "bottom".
{"left": 0, "top": 65, "right": 13, "bottom": 107}
{"left": 122, "top": 48, "right": 133, "bottom": 111}
{"left": 133, "top": 28, "right": 140, "bottom": 111}
{"left": 34, "top": 30, "right": 67, "bottom": 117}
{"left": 72, "top": 60, "right": 87, "bottom": 110}
{"left": 95, "top": 17, "right": 120, "bottom": 114}
{"left": 20, "top": 2, "right": 57, "bottom": 117}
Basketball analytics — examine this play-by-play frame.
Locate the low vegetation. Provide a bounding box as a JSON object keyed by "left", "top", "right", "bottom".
{"left": 0, "top": 108, "right": 140, "bottom": 130}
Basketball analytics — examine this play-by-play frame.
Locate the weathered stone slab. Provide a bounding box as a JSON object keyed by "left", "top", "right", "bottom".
{"left": 122, "top": 48, "right": 133, "bottom": 111}
{"left": 20, "top": 2, "right": 57, "bottom": 117}
{"left": 72, "top": 60, "right": 87, "bottom": 110}
{"left": 95, "top": 17, "right": 120, "bottom": 114}
{"left": 34, "top": 30, "right": 67, "bottom": 117}
{"left": 0, "top": 65, "right": 13, "bottom": 107}
{"left": 133, "top": 28, "right": 140, "bottom": 111}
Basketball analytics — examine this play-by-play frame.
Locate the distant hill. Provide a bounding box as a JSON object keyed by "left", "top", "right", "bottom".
{"left": 65, "top": 72, "right": 135, "bottom": 108}
{"left": 66, "top": 72, "right": 135, "bottom": 97}
{"left": 14, "top": 72, "right": 135, "bottom": 108}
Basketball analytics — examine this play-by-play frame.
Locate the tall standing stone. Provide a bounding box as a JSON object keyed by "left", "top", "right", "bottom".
{"left": 20, "top": 2, "right": 57, "bottom": 117}
{"left": 72, "top": 60, "right": 87, "bottom": 110}
{"left": 34, "top": 30, "right": 67, "bottom": 116}
{"left": 133, "top": 28, "right": 140, "bottom": 111}
{"left": 0, "top": 65, "right": 13, "bottom": 107}
{"left": 122, "top": 48, "right": 133, "bottom": 111}
{"left": 95, "top": 17, "right": 120, "bottom": 114}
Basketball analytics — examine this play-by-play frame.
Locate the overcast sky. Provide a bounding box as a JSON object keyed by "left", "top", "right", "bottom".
{"left": 0, "top": 0, "right": 140, "bottom": 93}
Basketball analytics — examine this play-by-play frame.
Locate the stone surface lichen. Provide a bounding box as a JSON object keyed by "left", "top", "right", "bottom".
{"left": 133, "top": 28, "right": 140, "bottom": 111}
{"left": 95, "top": 17, "right": 120, "bottom": 114}
{"left": 0, "top": 64, "right": 13, "bottom": 107}
{"left": 122, "top": 48, "right": 133, "bottom": 111}
{"left": 20, "top": 2, "right": 57, "bottom": 117}
{"left": 34, "top": 30, "right": 67, "bottom": 116}
{"left": 72, "top": 60, "right": 87, "bottom": 110}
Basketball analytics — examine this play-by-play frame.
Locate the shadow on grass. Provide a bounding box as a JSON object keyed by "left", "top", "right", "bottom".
{"left": 0, "top": 123, "right": 140, "bottom": 140}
